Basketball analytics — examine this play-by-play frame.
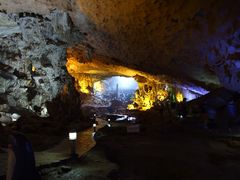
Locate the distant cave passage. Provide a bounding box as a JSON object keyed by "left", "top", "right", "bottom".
{"left": 65, "top": 54, "right": 208, "bottom": 111}
{"left": 91, "top": 76, "right": 138, "bottom": 109}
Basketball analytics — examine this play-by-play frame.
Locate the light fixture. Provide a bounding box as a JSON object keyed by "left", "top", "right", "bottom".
{"left": 93, "top": 123, "right": 97, "bottom": 132}
{"left": 32, "top": 66, "right": 36, "bottom": 72}
{"left": 69, "top": 131, "right": 77, "bottom": 141}
{"left": 107, "top": 119, "right": 111, "bottom": 127}
{"left": 68, "top": 130, "right": 78, "bottom": 159}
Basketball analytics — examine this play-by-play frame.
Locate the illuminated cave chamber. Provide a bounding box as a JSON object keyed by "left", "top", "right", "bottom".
{"left": 66, "top": 48, "right": 209, "bottom": 111}
{"left": 90, "top": 76, "right": 138, "bottom": 109}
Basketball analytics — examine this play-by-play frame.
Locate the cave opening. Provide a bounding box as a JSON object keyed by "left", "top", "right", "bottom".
{"left": 91, "top": 76, "right": 138, "bottom": 109}
{"left": 66, "top": 49, "right": 209, "bottom": 113}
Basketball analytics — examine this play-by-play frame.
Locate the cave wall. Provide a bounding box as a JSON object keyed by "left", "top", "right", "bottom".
{"left": 0, "top": 10, "right": 83, "bottom": 114}
{"left": 1, "top": 0, "right": 240, "bottom": 105}
{"left": 72, "top": 0, "right": 240, "bottom": 91}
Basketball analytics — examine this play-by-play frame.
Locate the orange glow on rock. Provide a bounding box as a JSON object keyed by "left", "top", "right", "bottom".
{"left": 176, "top": 92, "right": 184, "bottom": 102}
{"left": 66, "top": 48, "right": 171, "bottom": 111}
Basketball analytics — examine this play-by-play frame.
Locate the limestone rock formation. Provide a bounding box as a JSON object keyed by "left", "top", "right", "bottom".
{"left": 0, "top": 10, "right": 82, "bottom": 115}
{"left": 1, "top": 0, "right": 240, "bottom": 115}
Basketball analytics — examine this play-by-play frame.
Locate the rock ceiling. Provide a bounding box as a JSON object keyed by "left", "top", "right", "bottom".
{"left": 1, "top": 0, "right": 240, "bottom": 93}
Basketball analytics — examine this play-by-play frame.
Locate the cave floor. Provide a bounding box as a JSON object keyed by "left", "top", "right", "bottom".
{"left": 2, "top": 112, "right": 240, "bottom": 180}
{"left": 36, "top": 117, "right": 107, "bottom": 166}
{"left": 40, "top": 147, "right": 118, "bottom": 180}
{"left": 95, "top": 113, "right": 240, "bottom": 180}
{"left": 0, "top": 118, "right": 107, "bottom": 176}
{"left": 39, "top": 113, "right": 240, "bottom": 180}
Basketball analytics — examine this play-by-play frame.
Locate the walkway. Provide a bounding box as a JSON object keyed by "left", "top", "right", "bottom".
{"left": 0, "top": 118, "right": 107, "bottom": 176}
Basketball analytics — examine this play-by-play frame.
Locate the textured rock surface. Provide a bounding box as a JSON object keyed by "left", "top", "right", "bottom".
{"left": 0, "top": 10, "right": 82, "bottom": 115}
{"left": 72, "top": 0, "right": 240, "bottom": 91}
{"left": 1, "top": 0, "right": 240, "bottom": 113}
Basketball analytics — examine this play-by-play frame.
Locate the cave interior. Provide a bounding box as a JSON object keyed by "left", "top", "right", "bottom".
{"left": 1, "top": 0, "right": 240, "bottom": 179}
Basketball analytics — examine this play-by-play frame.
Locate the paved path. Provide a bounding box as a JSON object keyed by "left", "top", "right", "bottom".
{"left": 0, "top": 118, "right": 107, "bottom": 176}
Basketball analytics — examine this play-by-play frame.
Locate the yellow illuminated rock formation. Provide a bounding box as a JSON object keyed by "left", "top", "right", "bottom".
{"left": 176, "top": 92, "right": 184, "bottom": 102}
{"left": 66, "top": 48, "right": 183, "bottom": 111}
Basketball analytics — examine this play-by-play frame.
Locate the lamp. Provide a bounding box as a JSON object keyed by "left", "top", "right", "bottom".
{"left": 69, "top": 132, "right": 77, "bottom": 140}
{"left": 107, "top": 119, "right": 111, "bottom": 127}
{"left": 93, "top": 123, "right": 97, "bottom": 132}
{"left": 68, "top": 130, "right": 78, "bottom": 158}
